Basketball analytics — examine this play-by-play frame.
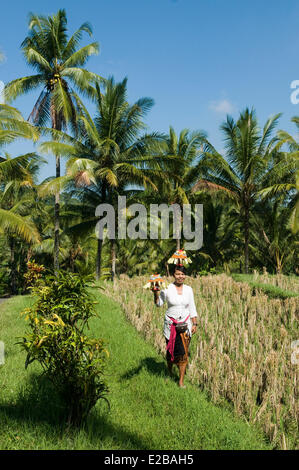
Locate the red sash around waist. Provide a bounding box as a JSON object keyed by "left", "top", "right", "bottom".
{"left": 166, "top": 315, "right": 190, "bottom": 362}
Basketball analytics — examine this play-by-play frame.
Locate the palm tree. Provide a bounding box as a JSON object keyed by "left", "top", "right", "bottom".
{"left": 26, "top": 190, "right": 97, "bottom": 276}
{"left": 192, "top": 194, "right": 242, "bottom": 272}
{"left": 0, "top": 155, "right": 44, "bottom": 293}
{"left": 0, "top": 103, "right": 39, "bottom": 147}
{"left": 195, "top": 108, "right": 282, "bottom": 273}
{"left": 157, "top": 126, "right": 206, "bottom": 250}
{"left": 250, "top": 198, "right": 297, "bottom": 274}
{"left": 39, "top": 77, "right": 166, "bottom": 280}
{"left": 0, "top": 103, "right": 40, "bottom": 242}
{"left": 4, "top": 9, "right": 102, "bottom": 273}
{"left": 259, "top": 117, "right": 299, "bottom": 234}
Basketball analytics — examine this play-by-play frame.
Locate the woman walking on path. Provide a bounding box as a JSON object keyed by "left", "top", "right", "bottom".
{"left": 152, "top": 265, "right": 198, "bottom": 388}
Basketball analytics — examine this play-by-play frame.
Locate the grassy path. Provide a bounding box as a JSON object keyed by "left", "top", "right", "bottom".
{"left": 0, "top": 291, "right": 272, "bottom": 450}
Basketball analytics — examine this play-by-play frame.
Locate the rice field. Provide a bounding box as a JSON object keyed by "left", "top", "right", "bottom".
{"left": 103, "top": 273, "right": 299, "bottom": 450}
{"left": 252, "top": 270, "right": 299, "bottom": 293}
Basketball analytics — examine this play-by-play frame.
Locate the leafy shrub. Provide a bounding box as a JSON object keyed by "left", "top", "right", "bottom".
{"left": 18, "top": 271, "right": 109, "bottom": 427}
{"left": 23, "top": 260, "right": 45, "bottom": 291}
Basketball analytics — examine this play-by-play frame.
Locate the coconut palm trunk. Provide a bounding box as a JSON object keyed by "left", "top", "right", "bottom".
{"left": 96, "top": 181, "right": 107, "bottom": 281}
{"left": 54, "top": 153, "right": 60, "bottom": 274}
{"left": 111, "top": 239, "right": 116, "bottom": 283}
{"left": 175, "top": 212, "right": 183, "bottom": 251}
{"left": 96, "top": 239, "right": 103, "bottom": 281}
{"left": 52, "top": 104, "right": 62, "bottom": 275}
{"left": 9, "top": 237, "right": 17, "bottom": 295}
{"left": 275, "top": 249, "right": 283, "bottom": 274}
{"left": 244, "top": 203, "right": 250, "bottom": 274}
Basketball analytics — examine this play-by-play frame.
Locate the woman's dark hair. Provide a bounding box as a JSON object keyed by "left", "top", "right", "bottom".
{"left": 171, "top": 264, "right": 186, "bottom": 275}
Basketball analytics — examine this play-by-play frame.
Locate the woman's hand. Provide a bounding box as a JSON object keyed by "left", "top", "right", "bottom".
{"left": 191, "top": 323, "right": 197, "bottom": 335}
{"left": 151, "top": 282, "right": 160, "bottom": 293}
{"left": 152, "top": 285, "right": 160, "bottom": 305}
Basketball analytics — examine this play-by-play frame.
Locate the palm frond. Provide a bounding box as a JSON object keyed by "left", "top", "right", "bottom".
{"left": 0, "top": 153, "right": 39, "bottom": 182}
{"left": 63, "top": 22, "right": 93, "bottom": 59}
{"left": 62, "top": 67, "right": 104, "bottom": 99}
{"left": 63, "top": 42, "right": 99, "bottom": 68}
{"left": 38, "top": 175, "right": 72, "bottom": 197}
{"left": 22, "top": 46, "right": 52, "bottom": 73}
{"left": 258, "top": 113, "right": 282, "bottom": 155}
{"left": 0, "top": 208, "right": 40, "bottom": 243}
{"left": 4, "top": 75, "right": 44, "bottom": 102}
{"left": 39, "top": 141, "right": 77, "bottom": 158}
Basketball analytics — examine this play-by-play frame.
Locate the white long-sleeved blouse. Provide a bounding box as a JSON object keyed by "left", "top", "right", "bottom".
{"left": 156, "top": 283, "right": 198, "bottom": 340}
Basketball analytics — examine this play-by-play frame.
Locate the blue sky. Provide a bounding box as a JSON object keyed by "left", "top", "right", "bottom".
{"left": 1, "top": 0, "right": 299, "bottom": 181}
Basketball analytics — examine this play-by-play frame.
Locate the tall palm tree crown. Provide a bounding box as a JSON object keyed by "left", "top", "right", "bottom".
{"left": 39, "top": 76, "right": 165, "bottom": 280}
{"left": 153, "top": 126, "right": 205, "bottom": 250}
{"left": 259, "top": 117, "right": 299, "bottom": 234}
{"left": 4, "top": 9, "right": 100, "bottom": 130}
{"left": 4, "top": 9, "right": 101, "bottom": 273}
{"left": 195, "top": 107, "right": 282, "bottom": 273}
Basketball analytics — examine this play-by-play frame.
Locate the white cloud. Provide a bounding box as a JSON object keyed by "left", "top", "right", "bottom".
{"left": 0, "top": 81, "right": 4, "bottom": 104}
{"left": 0, "top": 49, "right": 6, "bottom": 64}
{"left": 209, "top": 98, "right": 235, "bottom": 114}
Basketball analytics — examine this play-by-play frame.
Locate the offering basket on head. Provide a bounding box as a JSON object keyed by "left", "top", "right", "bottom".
{"left": 167, "top": 249, "right": 192, "bottom": 266}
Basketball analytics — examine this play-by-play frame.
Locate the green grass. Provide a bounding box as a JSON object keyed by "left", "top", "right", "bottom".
{"left": 0, "top": 291, "right": 272, "bottom": 450}
{"left": 231, "top": 274, "right": 299, "bottom": 299}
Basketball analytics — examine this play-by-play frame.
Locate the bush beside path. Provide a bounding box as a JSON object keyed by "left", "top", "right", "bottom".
{"left": 0, "top": 291, "right": 271, "bottom": 450}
